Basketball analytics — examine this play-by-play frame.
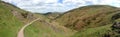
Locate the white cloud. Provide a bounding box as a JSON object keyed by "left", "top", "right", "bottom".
{"left": 2, "top": 0, "right": 120, "bottom": 13}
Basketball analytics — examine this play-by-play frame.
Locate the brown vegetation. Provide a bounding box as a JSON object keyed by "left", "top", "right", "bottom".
{"left": 55, "top": 5, "right": 120, "bottom": 30}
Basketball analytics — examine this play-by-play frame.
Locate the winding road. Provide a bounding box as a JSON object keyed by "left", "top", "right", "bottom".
{"left": 17, "top": 18, "right": 40, "bottom": 37}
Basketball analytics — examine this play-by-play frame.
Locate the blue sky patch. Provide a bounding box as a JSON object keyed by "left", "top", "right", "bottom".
{"left": 58, "top": 0, "right": 63, "bottom": 4}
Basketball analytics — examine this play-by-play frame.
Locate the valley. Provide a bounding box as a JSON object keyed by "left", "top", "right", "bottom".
{"left": 0, "top": 0, "right": 120, "bottom": 37}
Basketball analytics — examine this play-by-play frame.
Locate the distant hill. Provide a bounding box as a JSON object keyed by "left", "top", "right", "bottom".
{"left": 43, "top": 12, "right": 62, "bottom": 20}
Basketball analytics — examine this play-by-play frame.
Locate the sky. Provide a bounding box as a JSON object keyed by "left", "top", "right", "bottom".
{"left": 2, "top": 0, "right": 120, "bottom": 13}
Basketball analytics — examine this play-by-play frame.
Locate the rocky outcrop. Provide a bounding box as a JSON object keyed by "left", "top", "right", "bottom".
{"left": 11, "top": 10, "right": 36, "bottom": 24}
{"left": 112, "top": 22, "right": 120, "bottom": 33}
{"left": 11, "top": 10, "right": 24, "bottom": 20}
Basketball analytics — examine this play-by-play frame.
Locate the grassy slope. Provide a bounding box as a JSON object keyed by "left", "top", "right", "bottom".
{"left": 0, "top": 1, "right": 23, "bottom": 37}
{"left": 56, "top": 5, "right": 120, "bottom": 30}
{"left": 24, "top": 21, "right": 66, "bottom": 37}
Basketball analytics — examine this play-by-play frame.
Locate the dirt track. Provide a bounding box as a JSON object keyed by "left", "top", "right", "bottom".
{"left": 17, "top": 18, "right": 40, "bottom": 37}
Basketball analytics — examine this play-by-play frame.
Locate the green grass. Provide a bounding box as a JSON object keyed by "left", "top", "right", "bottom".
{"left": 24, "top": 21, "right": 68, "bottom": 37}
{"left": 0, "top": 2, "right": 23, "bottom": 37}
{"left": 72, "top": 24, "right": 112, "bottom": 37}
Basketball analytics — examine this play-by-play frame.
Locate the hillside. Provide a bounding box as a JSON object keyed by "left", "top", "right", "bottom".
{"left": 54, "top": 5, "right": 120, "bottom": 37}
{"left": 0, "top": 1, "right": 24, "bottom": 37}
{"left": 72, "top": 18, "right": 120, "bottom": 37}
{"left": 55, "top": 5, "right": 120, "bottom": 30}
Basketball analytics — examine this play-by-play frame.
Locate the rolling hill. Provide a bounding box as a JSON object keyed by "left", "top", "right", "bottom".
{"left": 55, "top": 5, "right": 120, "bottom": 30}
